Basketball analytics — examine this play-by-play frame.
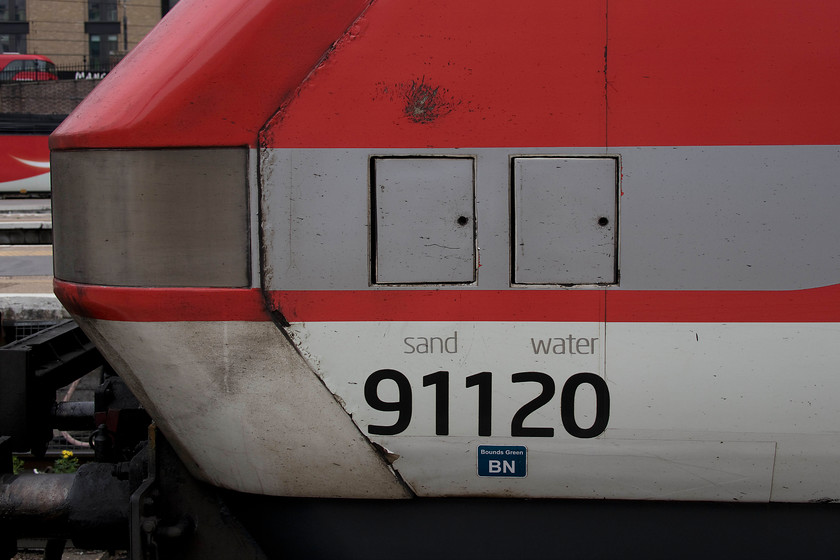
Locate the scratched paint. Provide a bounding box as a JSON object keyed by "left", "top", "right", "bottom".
{"left": 372, "top": 77, "right": 465, "bottom": 124}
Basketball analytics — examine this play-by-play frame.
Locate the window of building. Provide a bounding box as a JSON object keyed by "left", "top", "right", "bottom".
{"left": 0, "top": 0, "right": 25, "bottom": 22}
{"left": 0, "top": 33, "right": 25, "bottom": 53}
{"left": 89, "top": 34, "right": 118, "bottom": 69}
{"left": 89, "top": 0, "right": 118, "bottom": 22}
{"left": 0, "top": 0, "right": 27, "bottom": 53}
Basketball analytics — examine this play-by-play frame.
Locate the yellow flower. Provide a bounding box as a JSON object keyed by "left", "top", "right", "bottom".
{"left": 62, "top": 450, "right": 74, "bottom": 459}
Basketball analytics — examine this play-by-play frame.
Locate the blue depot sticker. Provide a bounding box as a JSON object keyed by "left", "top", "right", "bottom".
{"left": 477, "top": 445, "right": 527, "bottom": 478}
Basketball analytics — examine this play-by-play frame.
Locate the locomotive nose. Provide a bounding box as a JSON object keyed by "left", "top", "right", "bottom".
{"left": 48, "top": 144, "right": 411, "bottom": 498}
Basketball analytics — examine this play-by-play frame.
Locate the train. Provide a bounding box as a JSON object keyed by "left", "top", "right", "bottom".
{"left": 0, "top": 135, "right": 51, "bottom": 194}
{"left": 0, "top": 57, "right": 61, "bottom": 195}
{"left": 39, "top": 0, "right": 840, "bottom": 556}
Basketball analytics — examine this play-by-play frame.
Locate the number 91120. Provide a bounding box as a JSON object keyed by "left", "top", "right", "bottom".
{"left": 363, "top": 370, "right": 610, "bottom": 438}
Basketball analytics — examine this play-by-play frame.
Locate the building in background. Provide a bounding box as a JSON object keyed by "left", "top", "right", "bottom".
{"left": 0, "top": 0, "right": 179, "bottom": 68}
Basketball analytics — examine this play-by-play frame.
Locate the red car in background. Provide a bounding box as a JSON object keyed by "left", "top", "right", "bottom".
{"left": 0, "top": 54, "right": 58, "bottom": 82}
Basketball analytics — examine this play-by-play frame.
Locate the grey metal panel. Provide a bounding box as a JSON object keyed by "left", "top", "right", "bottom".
{"left": 259, "top": 149, "right": 371, "bottom": 290}
{"left": 52, "top": 148, "right": 249, "bottom": 287}
{"left": 373, "top": 157, "right": 475, "bottom": 284}
{"left": 260, "top": 146, "right": 840, "bottom": 291}
{"left": 513, "top": 157, "right": 617, "bottom": 284}
{"left": 617, "top": 145, "right": 840, "bottom": 290}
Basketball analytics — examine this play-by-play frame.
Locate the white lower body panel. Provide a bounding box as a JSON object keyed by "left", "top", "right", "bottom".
{"left": 287, "top": 320, "right": 840, "bottom": 502}
{"left": 71, "top": 314, "right": 840, "bottom": 502}
{"left": 74, "top": 317, "right": 410, "bottom": 498}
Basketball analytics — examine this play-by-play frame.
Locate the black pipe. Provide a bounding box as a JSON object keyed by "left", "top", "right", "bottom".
{"left": 51, "top": 401, "right": 96, "bottom": 431}
{"left": 0, "top": 463, "right": 130, "bottom": 550}
{"left": 0, "top": 473, "right": 74, "bottom": 538}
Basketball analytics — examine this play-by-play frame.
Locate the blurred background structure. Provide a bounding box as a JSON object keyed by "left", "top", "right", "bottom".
{"left": 2, "top": 0, "right": 180, "bottom": 68}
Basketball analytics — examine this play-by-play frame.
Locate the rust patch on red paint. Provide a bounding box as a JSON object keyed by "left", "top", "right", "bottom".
{"left": 401, "top": 77, "right": 451, "bottom": 123}
{"left": 377, "top": 77, "right": 461, "bottom": 124}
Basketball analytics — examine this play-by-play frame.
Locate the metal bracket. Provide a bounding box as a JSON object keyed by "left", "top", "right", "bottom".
{"left": 0, "top": 320, "right": 105, "bottom": 455}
